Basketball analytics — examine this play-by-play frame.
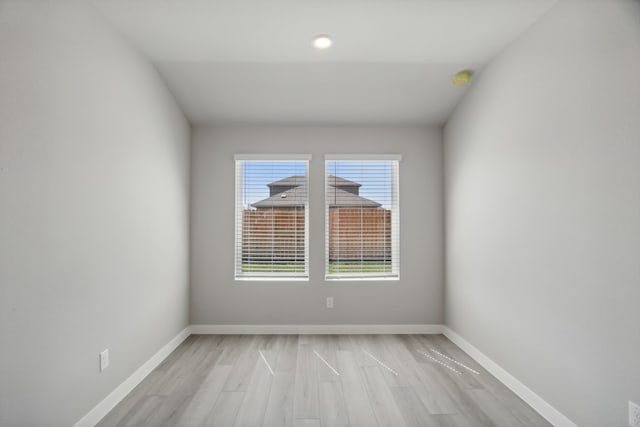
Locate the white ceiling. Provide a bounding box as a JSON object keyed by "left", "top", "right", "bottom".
{"left": 156, "top": 63, "right": 480, "bottom": 125}
{"left": 92, "top": 0, "right": 557, "bottom": 126}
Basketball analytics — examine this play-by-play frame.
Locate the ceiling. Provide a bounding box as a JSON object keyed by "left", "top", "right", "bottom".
{"left": 92, "top": 0, "right": 558, "bottom": 126}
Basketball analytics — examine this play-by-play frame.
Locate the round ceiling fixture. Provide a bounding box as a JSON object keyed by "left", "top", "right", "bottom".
{"left": 451, "top": 70, "right": 473, "bottom": 86}
{"left": 312, "top": 34, "right": 333, "bottom": 50}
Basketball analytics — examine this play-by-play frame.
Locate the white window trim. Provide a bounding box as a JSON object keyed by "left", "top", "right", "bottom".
{"left": 324, "top": 155, "right": 401, "bottom": 281}
{"left": 234, "top": 154, "right": 313, "bottom": 161}
{"left": 234, "top": 155, "right": 311, "bottom": 281}
{"left": 324, "top": 154, "right": 402, "bottom": 161}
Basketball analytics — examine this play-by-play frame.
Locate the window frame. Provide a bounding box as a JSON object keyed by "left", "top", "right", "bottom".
{"left": 234, "top": 154, "right": 312, "bottom": 281}
{"left": 324, "top": 154, "right": 401, "bottom": 281}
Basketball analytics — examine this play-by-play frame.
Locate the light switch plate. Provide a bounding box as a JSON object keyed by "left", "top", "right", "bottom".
{"left": 630, "top": 401, "right": 640, "bottom": 427}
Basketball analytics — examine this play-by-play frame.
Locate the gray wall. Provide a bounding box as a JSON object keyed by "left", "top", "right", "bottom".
{"left": 444, "top": 1, "right": 640, "bottom": 426}
{"left": 0, "top": 2, "right": 190, "bottom": 426}
{"left": 191, "top": 126, "right": 444, "bottom": 325}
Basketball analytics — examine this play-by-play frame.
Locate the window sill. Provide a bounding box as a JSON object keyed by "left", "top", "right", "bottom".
{"left": 324, "top": 276, "right": 399, "bottom": 282}
{"left": 235, "top": 276, "right": 309, "bottom": 282}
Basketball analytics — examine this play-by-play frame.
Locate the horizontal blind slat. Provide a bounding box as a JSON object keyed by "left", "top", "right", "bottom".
{"left": 325, "top": 159, "right": 399, "bottom": 280}
{"left": 235, "top": 159, "right": 309, "bottom": 279}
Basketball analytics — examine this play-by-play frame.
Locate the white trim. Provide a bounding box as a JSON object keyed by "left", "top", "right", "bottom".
{"left": 441, "top": 326, "right": 578, "bottom": 427}
{"left": 324, "top": 276, "right": 399, "bottom": 281}
{"left": 189, "top": 324, "right": 442, "bottom": 335}
{"left": 75, "top": 324, "right": 576, "bottom": 427}
{"left": 73, "top": 327, "right": 191, "bottom": 427}
{"left": 234, "top": 158, "right": 310, "bottom": 280}
{"left": 324, "top": 158, "right": 401, "bottom": 280}
{"left": 235, "top": 277, "right": 310, "bottom": 282}
{"left": 233, "top": 153, "right": 312, "bottom": 161}
{"left": 324, "top": 153, "right": 402, "bottom": 161}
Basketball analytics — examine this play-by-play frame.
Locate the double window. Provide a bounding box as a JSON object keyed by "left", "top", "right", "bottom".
{"left": 235, "top": 154, "right": 400, "bottom": 281}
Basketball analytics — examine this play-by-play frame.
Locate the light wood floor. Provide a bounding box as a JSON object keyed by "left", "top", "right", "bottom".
{"left": 98, "top": 334, "right": 551, "bottom": 427}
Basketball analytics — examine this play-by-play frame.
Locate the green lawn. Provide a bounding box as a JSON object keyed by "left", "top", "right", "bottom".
{"left": 241, "top": 263, "right": 305, "bottom": 273}
{"left": 328, "top": 263, "right": 392, "bottom": 273}
{"left": 241, "top": 262, "right": 391, "bottom": 273}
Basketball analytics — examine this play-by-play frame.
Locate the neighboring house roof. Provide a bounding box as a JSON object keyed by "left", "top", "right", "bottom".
{"left": 251, "top": 176, "right": 381, "bottom": 208}
{"left": 267, "top": 175, "right": 360, "bottom": 189}
{"left": 267, "top": 176, "right": 306, "bottom": 188}
{"left": 326, "top": 176, "right": 361, "bottom": 188}
{"left": 252, "top": 184, "right": 308, "bottom": 208}
{"left": 327, "top": 186, "right": 381, "bottom": 207}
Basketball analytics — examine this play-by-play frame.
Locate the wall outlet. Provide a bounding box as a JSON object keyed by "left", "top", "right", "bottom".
{"left": 630, "top": 401, "right": 640, "bottom": 427}
{"left": 99, "top": 349, "right": 109, "bottom": 372}
{"left": 326, "top": 297, "right": 334, "bottom": 309}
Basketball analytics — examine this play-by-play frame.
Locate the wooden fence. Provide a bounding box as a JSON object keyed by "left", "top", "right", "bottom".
{"left": 241, "top": 208, "right": 391, "bottom": 263}
{"left": 328, "top": 208, "right": 391, "bottom": 262}
{"left": 242, "top": 209, "right": 305, "bottom": 263}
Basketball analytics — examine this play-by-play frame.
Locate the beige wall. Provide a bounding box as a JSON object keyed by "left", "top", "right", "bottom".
{"left": 190, "top": 126, "right": 444, "bottom": 325}
{"left": 0, "top": 2, "right": 190, "bottom": 426}
{"left": 444, "top": 1, "right": 640, "bottom": 425}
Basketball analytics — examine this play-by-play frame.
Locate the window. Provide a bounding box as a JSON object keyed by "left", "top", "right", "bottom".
{"left": 235, "top": 155, "right": 311, "bottom": 280}
{"left": 325, "top": 155, "right": 400, "bottom": 280}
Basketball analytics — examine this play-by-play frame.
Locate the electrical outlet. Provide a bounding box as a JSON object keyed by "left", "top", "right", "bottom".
{"left": 100, "top": 349, "right": 109, "bottom": 372}
{"left": 630, "top": 401, "right": 640, "bottom": 427}
{"left": 326, "top": 297, "right": 334, "bottom": 309}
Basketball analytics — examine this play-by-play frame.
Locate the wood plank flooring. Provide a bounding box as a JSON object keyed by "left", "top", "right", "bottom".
{"left": 98, "top": 334, "right": 552, "bottom": 427}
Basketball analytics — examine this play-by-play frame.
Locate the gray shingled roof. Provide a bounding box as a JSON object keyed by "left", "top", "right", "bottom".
{"left": 266, "top": 176, "right": 307, "bottom": 187}
{"left": 326, "top": 176, "right": 361, "bottom": 187}
{"left": 251, "top": 177, "right": 380, "bottom": 208}
{"left": 267, "top": 175, "right": 360, "bottom": 188}
{"left": 327, "top": 186, "right": 381, "bottom": 207}
{"left": 252, "top": 185, "right": 308, "bottom": 208}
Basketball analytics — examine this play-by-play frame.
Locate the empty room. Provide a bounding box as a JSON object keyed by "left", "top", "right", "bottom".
{"left": 1, "top": 0, "right": 639, "bottom": 426}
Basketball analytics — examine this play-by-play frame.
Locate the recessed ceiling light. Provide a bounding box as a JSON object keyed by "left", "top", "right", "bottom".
{"left": 312, "top": 34, "right": 333, "bottom": 50}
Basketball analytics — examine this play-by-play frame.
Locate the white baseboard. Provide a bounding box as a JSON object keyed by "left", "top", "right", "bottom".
{"left": 74, "top": 323, "right": 440, "bottom": 426}
{"left": 73, "top": 326, "right": 191, "bottom": 427}
{"left": 190, "top": 323, "right": 443, "bottom": 335}
{"left": 441, "top": 326, "right": 577, "bottom": 427}
{"left": 76, "top": 324, "right": 575, "bottom": 427}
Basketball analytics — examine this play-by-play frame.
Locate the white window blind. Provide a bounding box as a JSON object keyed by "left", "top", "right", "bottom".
{"left": 235, "top": 157, "right": 310, "bottom": 280}
{"left": 325, "top": 157, "right": 400, "bottom": 280}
